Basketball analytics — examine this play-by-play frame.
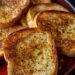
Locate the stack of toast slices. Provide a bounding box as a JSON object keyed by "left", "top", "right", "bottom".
{"left": 0, "top": 0, "right": 75, "bottom": 75}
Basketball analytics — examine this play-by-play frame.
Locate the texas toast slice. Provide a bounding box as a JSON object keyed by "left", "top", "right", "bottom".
{"left": 34, "top": 11, "right": 75, "bottom": 57}
{"left": 0, "top": 0, "right": 30, "bottom": 28}
{"left": 3, "top": 28, "right": 57, "bottom": 75}
{"left": 26, "top": 3, "right": 69, "bottom": 27}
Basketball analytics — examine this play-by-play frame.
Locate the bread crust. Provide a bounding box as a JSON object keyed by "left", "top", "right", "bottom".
{"left": 34, "top": 11, "right": 75, "bottom": 57}
{"left": 26, "top": 3, "right": 69, "bottom": 27}
{"left": 20, "top": 15, "right": 29, "bottom": 28}
{"left": 0, "top": 24, "right": 27, "bottom": 59}
{"left": 0, "top": 0, "right": 30, "bottom": 28}
{"left": 3, "top": 28, "right": 57, "bottom": 75}
{"left": 0, "top": 50, "right": 4, "bottom": 58}
{"left": 31, "top": 0, "right": 51, "bottom": 5}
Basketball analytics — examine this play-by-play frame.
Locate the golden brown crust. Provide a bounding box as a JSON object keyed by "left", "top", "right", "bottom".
{"left": 31, "top": 0, "right": 51, "bottom": 5}
{"left": 3, "top": 28, "right": 57, "bottom": 75}
{"left": 0, "top": 24, "right": 27, "bottom": 59}
{"left": 0, "top": 0, "right": 30, "bottom": 28}
{"left": 27, "top": 3, "right": 69, "bottom": 27}
{"left": 59, "top": 39, "right": 75, "bottom": 57}
{"left": 34, "top": 11, "right": 75, "bottom": 57}
{"left": 20, "top": 15, "right": 29, "bottom": 28}
{"left": 0, "top": 50, "right": 4, "bottom": 58}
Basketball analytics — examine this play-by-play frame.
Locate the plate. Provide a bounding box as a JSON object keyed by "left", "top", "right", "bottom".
{"left": 58, "top": 52, "right": 75, "bottom": 75}
{"left": 0, "top": 64, "right": 7, "bottom": 75}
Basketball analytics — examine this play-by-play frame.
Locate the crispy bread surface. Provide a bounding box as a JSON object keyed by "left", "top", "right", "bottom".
{"left": 27, "top": 3, "right": 69, "bottom": 27}
{"left": 0, "top": 0, "right": 30, "bottom": 28}
{"left": 3, "top": 28, "right": 57, "bottom": 75}
{"left": 34, "top": 11, "right": 75, "bottom": 57}
{"left": 0, "top": 24, "right": 26, "bottom": 58}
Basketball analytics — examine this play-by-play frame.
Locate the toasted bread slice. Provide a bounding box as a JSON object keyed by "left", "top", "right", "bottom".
{"left": 26, "top": 3, "right": 69, "bottom": 27}
{"left": 31, "top": 0, "right": 51, "bottom": 5}
{"left": 3, "top": 28, "right": 57, "bottom": 75}
{"left": 34, "top": 11, "right": 75, "bottom": 57}
{"left": 0, "top": 0, "right": 30, "bottom": 28}
{"left": 0, "top": 24, "right": 26, "bottom": 58}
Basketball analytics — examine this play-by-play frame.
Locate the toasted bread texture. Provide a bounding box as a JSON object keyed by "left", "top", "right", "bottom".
{"left": 31, "top": 0, "right": 51, "bottom": 4}
{"left": 34, "top": 11, "right": 75, "bottom": 57}
{"left": 27, "top": 3, "right": 69, "bottom": 27}
{"left": 0, "top": 24, "right": 26, "bottom": 58}
{"left": 0, "top": 0, "right": 30, "bottom": 28}
{"left": 3, "top": 28, "right": 57, "bottom": 75}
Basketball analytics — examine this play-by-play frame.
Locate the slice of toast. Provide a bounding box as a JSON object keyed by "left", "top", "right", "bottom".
{"left": 31, "top": 0, "right": 51, "bottom": 5}
{"left": 3, "top": 28, "right": 57, "bottom": 75}
{"left": 34, "top": 11, "right": 75, "bottom": 57}
{"left": 0, "top": 0, "right": 30, "bottom": 28}
{"left": 26, "top": 3, "right": 69, "bottom": 27}
{"left": 0, "top": 24, "right": 26, "bottom": 59}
